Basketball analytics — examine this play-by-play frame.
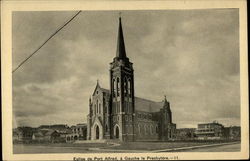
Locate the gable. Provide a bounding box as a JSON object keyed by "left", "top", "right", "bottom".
{"left": 92, "top": 83, "right": 101, "bottom": 96}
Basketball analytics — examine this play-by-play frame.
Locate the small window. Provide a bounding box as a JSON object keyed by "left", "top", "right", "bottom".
{"left": 150, "top": 125, "right": 153, "bottom": 134}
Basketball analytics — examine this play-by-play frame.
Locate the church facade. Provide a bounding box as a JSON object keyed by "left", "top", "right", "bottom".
{"left": 87, "top": 18, "right": 176, "bottom": 142}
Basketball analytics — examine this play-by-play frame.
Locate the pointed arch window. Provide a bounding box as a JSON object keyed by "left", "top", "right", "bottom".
{"left": 99, "top": 103, "right": 101, "bottom": 114}
{"left": 138, "top": 124, "right": 141, "bottom": 135}
{"left": 96, "top": 100, "right": 99, "bottom": 114}
{"left": 124, "top": 77, "right": 128, "bottom": 96}
{"left": 116, "top": 77, "right": 120, "bottom": 97}
{"left": 105, "top": 124, "right": 108, "bottom": 132}
{"left": 106, "top": 104, "right": 109, "bottom": 114}
{"left": 113, "top": 79, "right": 116, "bottom": 98}
{"left": 128, "top": 79, "right": 131, "bottom": 97}
{"left": 117, "top": 103, "right": 120, "bottom": 113}
{"left": 156, "top": 125, "right": 159, "bottom": 133}
{"left": 144, "top": 125, "right": 147, "bottom": 135}
{"left": 150, "top": 125, "right": 153, "bottom": 134}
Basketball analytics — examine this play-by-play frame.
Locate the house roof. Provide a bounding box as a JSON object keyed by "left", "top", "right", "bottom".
{"left": 33, "top": 132, "right": 44, "bottom": 137}
{"left": 44, "top": 130, "right": 57, "bottom": 136}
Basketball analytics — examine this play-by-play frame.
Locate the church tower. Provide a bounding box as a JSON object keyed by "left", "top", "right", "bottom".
{"left": 109, "top": 17, "right": 135, "bottom": 141}
{"left": 159, "top": 96, "right": 173, "bottom": 141}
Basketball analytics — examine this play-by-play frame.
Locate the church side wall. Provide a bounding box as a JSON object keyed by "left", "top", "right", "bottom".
{"left": 134, "top": 112, "right": 159, "bottom": 141}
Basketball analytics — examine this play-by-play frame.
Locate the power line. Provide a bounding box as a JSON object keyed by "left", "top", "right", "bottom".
{"left": 12, "top": 10, "right": 82, "bottom": 74}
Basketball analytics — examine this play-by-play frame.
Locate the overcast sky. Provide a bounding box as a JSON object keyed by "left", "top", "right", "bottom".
{"left": 12, "top": 9, "right": 240, "bottom": 128}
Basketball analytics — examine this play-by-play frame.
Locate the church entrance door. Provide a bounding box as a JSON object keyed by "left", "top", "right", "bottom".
{"left": 96, "top": 126, "right": 99, "bottom": 140}
{"left": 115, "top": 126, "right": 119, "bottom": 139}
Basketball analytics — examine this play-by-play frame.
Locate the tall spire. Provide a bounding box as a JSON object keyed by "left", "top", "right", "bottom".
{"left": 116, "top": 17, "right": 127, "bottom": 59}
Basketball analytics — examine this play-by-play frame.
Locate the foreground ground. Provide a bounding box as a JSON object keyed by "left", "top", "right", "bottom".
{"left": 175, "top": 143, "right": 240, "bottom": 152}
{"left": 13, "top": 141, "right": 240, "bottom": 154}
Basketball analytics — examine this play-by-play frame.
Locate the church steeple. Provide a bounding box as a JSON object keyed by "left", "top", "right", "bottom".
{"left": 116, "top": 17, "right": 127, "bottom": 59}
{"left": 109, "top": 16, "right": 135, "bottom": 141}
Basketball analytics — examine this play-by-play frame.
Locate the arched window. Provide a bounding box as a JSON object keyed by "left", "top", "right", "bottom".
{"left": 144, "top": 125, "right": 147, "bottom": 135}
{"left": 128, "top": 79, "right": 131, "bottom": 97}
{"left": 150, "top": 125, "right": 153, "bottom": 134}
{"left": 99, "top": 103, "right": 101, "bottom": 114}
{"left": 96, "top": 100, "right": 99, "bottom": 114}
{"left": 138, "top": 124, "right": 141, "bottom": 135}
{"left": 117, "top": 77, "right": 120, "bottom": 97}
{"left": 94, "top": 104, "right": 96, "bottom": 115}
{"left": 105, "top": 124, "right": 108, "bottom": 132}
{"left": 113, "top": 79, "right": 116, "bottom": 98}
{"left": 124, "top": 77, "right": 128, "bottom": 96}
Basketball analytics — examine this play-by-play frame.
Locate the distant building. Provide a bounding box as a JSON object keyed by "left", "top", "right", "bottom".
{"left": 13, "top": 127, "right": 35, "bottom": 143}
{"left": 224, "top": 126, "right": 241, "bottom": 140}
{"left": 13, "top": 124, "right": 72, "bottom": 143}
{"left": 229, "top": 126, "right": 241, "bottom": 139}
{"left": 195, "top": 121, "right": 224, "bottom": 140}
{"left": 32, "top": 129, "right": 63, "bottom": 143}
{"left": 175, "top": 128, "right": 196, "bottom": 140}
{"left": 32, "top": 131, "right": 45, "bottom": 142}
{"left": 66, "top": 123, "right": 87, "bottom": 142}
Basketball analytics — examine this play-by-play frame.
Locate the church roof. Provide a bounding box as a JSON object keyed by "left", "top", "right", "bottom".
{"left": 135, "top": 97, "right": 163, "bottom": 113}
{"left": 100, "top": 88, "right": 110, "bottom": 94}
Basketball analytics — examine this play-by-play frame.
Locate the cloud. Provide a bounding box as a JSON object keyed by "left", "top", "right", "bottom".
{"left": 12, "top": 9, "right": 240, "bottom": 128}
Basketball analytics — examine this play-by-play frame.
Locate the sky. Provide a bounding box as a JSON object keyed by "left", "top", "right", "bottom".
{"left": 12, "top": 9, "right": 240, "bottom": 128}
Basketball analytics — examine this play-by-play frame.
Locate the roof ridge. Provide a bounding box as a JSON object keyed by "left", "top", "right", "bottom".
{"left": 135, "top": 96, "right": 162, "bottom": 104}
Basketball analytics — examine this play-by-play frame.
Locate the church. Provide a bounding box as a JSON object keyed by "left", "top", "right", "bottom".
{"left": 87, "top": 17, "right": 176, "bottom": 142}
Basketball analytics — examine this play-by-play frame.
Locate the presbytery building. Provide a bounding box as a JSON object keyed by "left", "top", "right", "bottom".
{"left": 87, "top": 17, "right": 176, "bottom": 142}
